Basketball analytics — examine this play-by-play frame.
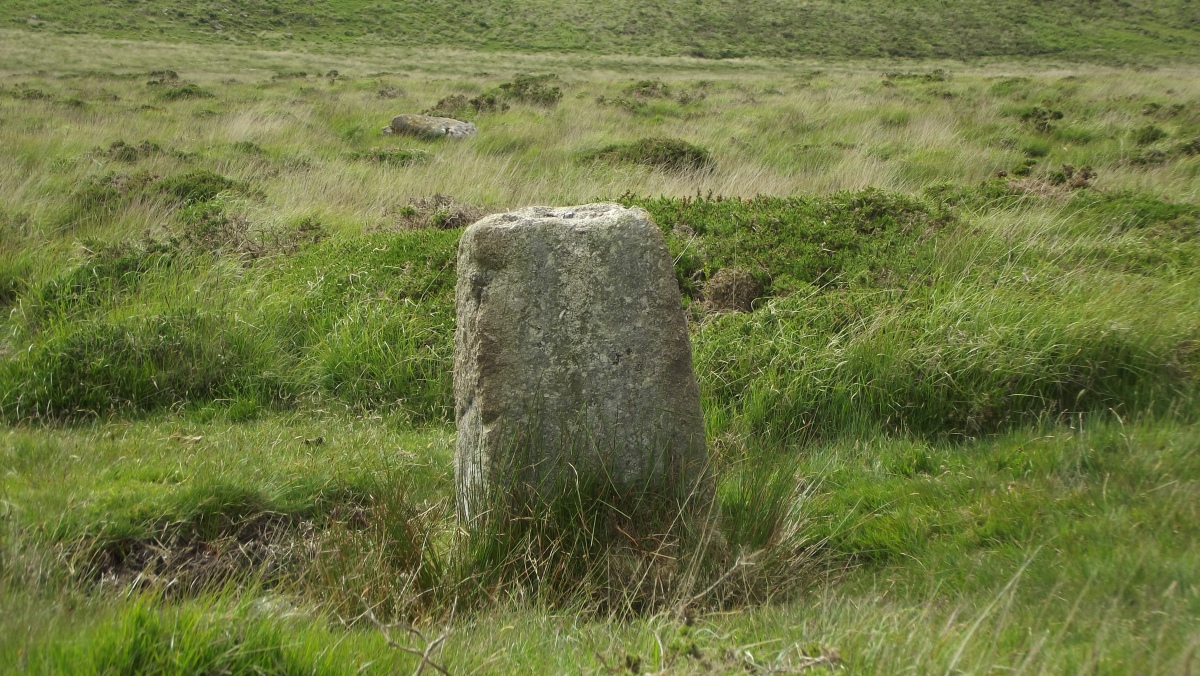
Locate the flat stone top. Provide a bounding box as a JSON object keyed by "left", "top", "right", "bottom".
{"left": 392, "top": 113, "right": 467, "bottom": 126}
{"left": 468, "top": 203, "right": 637, "bottom": 228}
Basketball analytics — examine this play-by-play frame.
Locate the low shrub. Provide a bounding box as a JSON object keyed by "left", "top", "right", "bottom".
{"left": 883, "top": 68, "right": 949, "bottom": 83}
{"left": 0, "top": 308, "right": 288, "bottom": 420}
{"left": 1131, "top": 149, "right": 1168, "bottom": 167}
{"left": 23, "top": 239, "right": 179, "bottom": 327}
{"left": 1132, "top": 124, "right": 1168, "bottom": 146}
{"left": 421, "top": 92, "right": 510, "bottom": 118}
{"left": 155, "top": 170, "right": 241, "bottom": 204}
{"left": 621, "top": 190, "right": 949, "bottom": 296}
{"left": 581, "top": 137, "right": 712, "bottom": 172}
{"left": 159, "top": 84, "right": 215, "bottom": 101}
{"left": 1017, "top": 106, "right": 1064, "bottom": 133}
{"left": 145, "top": 70, "right": 179, "bottom": 86}
{"left": 384, "top": 194, "right": 487, "bottom": 230}
{"left": 1021, "top": 139, "right": 1051, "bottom": 158}
{"left": 497, "top": 74, "right": 562, "bottom": 106}
{"left": 56, "top": 171, "right": 156, "bottom": 230}
{"left": 1177, "top": 136, "right": 1200, "bottom": 156}
{"left": 230, "top": 141, "right": 264, "bottom": 155}
{"left": 624, "top": 79, "right": 672, "bottom": 98}
{"left": 422, "top": 94, "right": 472, "bottom": 118}
{"left": 106, "top": 140, "right": 161, "bottom": 162}
{"left": 1047, "top": 163, "right": 1096, "bottom": 189}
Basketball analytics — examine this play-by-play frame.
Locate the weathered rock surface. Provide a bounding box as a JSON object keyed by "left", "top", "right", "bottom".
{"left": 385, "top": 114, "right": 477, "bottom": 139}
{"left": 454, "top": 203, "right": 707, "bottom": 521}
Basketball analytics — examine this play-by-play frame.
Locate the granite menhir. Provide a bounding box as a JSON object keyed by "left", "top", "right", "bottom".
{"left": 454, "top": 203, "right": 707, "bottom": 522}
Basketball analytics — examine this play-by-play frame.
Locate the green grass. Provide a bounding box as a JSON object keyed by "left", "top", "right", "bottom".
{"left": 3, "top": 414, "right": 1197, "bottom": 671}
{"left": 1, "top": 29, "right": 1199, "bottom": 674}
{"left": 4, "top": 0, "right": 1200, "bottom": 62}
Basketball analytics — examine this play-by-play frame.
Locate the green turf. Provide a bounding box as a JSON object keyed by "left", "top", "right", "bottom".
{"left": 3, "top": 0, "right": 1200, "bottom": 62}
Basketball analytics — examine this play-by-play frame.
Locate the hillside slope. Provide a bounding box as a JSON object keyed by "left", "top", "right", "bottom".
{"left": 5, "top": 0, "right": 1200, "bottom": 62}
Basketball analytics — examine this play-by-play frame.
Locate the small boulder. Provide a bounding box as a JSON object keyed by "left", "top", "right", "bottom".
{"left": 386, "top": 114, "right": 477, "bottom": 139}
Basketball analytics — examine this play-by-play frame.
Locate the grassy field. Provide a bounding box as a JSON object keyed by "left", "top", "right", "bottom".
{"left": 1, "top": 26, "right": 1199, "bottom": 673}
{"left": 2, "top": 0, "right": 1200, "bottom": 63}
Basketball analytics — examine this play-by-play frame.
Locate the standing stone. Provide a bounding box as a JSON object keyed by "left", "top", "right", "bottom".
{"left": 454, "top": 203, "right": 707, "bottom": 522}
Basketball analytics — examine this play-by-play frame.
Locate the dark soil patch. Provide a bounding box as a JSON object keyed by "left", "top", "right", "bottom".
{"left": 704, "top": 267, "right": 763, "bottom": 313}
{"left": 86, "top": 514, "right": 309, "bottom": 596}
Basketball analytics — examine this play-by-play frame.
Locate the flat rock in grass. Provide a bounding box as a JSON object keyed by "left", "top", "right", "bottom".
{"left": 384, "top": 114, "right": 476, "bottom": 139}
{"left": 454, "top": 203, "right": 707, "bottom": 522}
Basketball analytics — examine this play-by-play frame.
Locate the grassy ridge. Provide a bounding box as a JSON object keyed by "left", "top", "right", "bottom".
{"left": 3, "top": 0, "right": 1200, "bottom": 62}
{"left": 3, "top": 185, "right": 1196, "bottom": 439}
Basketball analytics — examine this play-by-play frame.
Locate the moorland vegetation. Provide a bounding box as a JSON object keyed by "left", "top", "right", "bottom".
{"left": 3, "top": 0, "right": 1200, "bottom": 63}
{"left": 0, "top": 24, "right": 1198, "bottom": 675}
